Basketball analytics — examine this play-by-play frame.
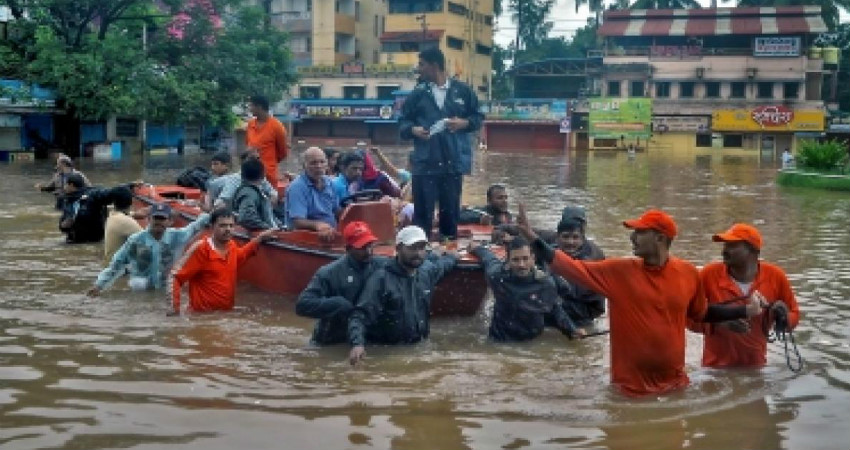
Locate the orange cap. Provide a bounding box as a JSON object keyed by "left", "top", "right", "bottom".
{"left": 342, "top": 221, "right": 378, "bottom": 249}
{"left": 712, "top": 223, "right": 762, "bottom": 250}
{"left": 623, "top": 209, "right": 678, "bottom": 239}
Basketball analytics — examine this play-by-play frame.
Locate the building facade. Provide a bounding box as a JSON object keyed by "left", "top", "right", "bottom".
{"left": 578, "top": 6, "right": 828, "bottom": 154}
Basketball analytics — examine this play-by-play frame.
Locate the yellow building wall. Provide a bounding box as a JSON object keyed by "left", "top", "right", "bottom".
{"left": 355, "top": 0, "right": 387, "bottom": 64}
{"left": 312, "top": 0, "right": 337, "bottom": 66}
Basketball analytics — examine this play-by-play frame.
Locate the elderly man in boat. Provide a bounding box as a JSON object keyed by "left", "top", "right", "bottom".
{"left": 285, "top": 147, "right": 340, "bottom": 240}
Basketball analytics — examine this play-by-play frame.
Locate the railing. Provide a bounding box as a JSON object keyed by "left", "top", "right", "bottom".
{"left": 605, "top": 47, "right": 764, "bottom": 58}
{"left": 296, "top": 63, "right": 414, "bottom": 76}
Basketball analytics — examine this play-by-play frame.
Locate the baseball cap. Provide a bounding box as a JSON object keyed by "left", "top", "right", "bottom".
{"left": 150, "top": 203, "right": 172, "bottom": 219}
{"left": 558, "top": 206, "right": 587, "bottom": 232}
{"left": 623, "top": 209, "right": 678, "bottom": 239}
{"left": 343, "top": 221, "right": 378, "bottom": 249}
{"left": 396, "top": 225, "right": 428, "bottom": 246}
{"left": 712, "top": 223, "right": 762, "bottom": 250}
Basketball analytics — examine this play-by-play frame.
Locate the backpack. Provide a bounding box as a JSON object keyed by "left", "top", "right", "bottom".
{"left": 176, "top": 166, "right": 212, "bottom": 191}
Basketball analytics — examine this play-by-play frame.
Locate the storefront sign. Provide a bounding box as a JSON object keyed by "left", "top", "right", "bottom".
{"left": 754, "top": 37, "right": 801, "bottom": 57}
{"left": 559, "top": 117, "right": 571, "bottom": 134}
{"left": 483, "top": 99, "right": 568, "bottom": 121}
{"left": 292, "top": 103, "right": 394, "bottom": 120}
{"left": 651, "top": 116, "right": 709, "bottom": 133}
{"left": 341, "top": 61, "right": 365, "bottom": 74}
{"left": 712, "top": 109, "right": 824, "bottom": 131}
{"left": 588, "top": 98, "right": 652, "bottom": 138}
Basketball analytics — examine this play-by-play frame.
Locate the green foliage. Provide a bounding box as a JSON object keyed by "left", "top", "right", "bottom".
{"left": 797, "top": 140, "right": 850, "bottom": 172}
{"left": 507, "top": 0, "right": 555, "bottom": 51}
{"left": 777, "top": 170, "right": 850, "bottom": 191}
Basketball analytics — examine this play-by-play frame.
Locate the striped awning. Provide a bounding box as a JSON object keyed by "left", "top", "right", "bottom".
{"left": 599, "top": 7, "right": 827, "bottom": 37}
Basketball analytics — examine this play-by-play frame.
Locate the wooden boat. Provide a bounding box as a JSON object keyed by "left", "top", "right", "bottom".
{"left": 132, "top": 184, "right": 495, "bottom": 316}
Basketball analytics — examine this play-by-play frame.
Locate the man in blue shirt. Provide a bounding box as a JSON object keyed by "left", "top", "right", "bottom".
{"left": 285, "top": 147, "right": 340, "bottom": 240}
{"left": 331, "top": 151, "right": 365, "bottom": 202}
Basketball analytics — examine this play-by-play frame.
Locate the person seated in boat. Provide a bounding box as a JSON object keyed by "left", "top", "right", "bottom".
{"left": 59, "top": 174, "right": 112, "bottom": 244}
{"left": 36, "top": 154, "right": 91, "bottom": 209}
{"left": 103, "top": 186, "right": 143, "bottom": 265}
{"left": 331, "top": 151, "right": 366, "bottom": 202}
{"left": 469, "top": 237, "right": 585, "bottom": 342}
{"left": 368, "top": 146, "right": 412, "bottom": 188}
{"left": 359, "top": 150, "right": 402, "bottom": 198}
{"left": 323, "top": 147, "right": 341, "bottom": 177}
{"left": 296, "top": 221, "right": 389, "bottom": 345}
{"left": 285, "top": 147, "right": 340, "bottom": 240}
{"left": 547, "top": 206, "right": 606, "bottom": 328}
{"left": 169, "top": 208, "right": 276, "bottom": 315}
{"left": 347, "top": 226, "right": 458, "bottom": 365}
{"left": 459, "top": 184, "right": 513, "bottom": 226}
{"left": 689, "top": 223, "right": 800, "bottom": 369}
{"left": 207, "top": 149, "right": 277, "bottom": 211}
{"left": 88, "top": 203, "right": 211, "bottom": 296}
{"left": 233, "top": 158, "right": 279, "bottom": 231}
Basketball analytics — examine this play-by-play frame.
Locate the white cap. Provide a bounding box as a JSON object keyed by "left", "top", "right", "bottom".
{"left": 396, "top": 225, "right": 428, "bottom": 246}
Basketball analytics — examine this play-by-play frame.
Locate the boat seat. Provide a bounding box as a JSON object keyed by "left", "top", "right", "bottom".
{"left": 337, "top": 201, "right": 395, "bottom": 245}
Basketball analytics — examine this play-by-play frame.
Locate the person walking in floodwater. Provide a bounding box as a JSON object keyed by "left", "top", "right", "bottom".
{"left": 515, "top": 206, "right": 764, "bottom": 396}
{"left": 690, "top": 223, "right": 800, "bottom": 368}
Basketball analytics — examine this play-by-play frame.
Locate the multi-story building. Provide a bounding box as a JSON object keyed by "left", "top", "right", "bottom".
{"left": 380, "top": 0, "right": 494, "bottom": 100}
{"left": 579, "top": 6, "right": 828, "bottom": 153}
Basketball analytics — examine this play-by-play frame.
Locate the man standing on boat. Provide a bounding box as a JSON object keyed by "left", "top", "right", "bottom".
{"left": 88, "top": 203, "right": 210, "bottom": 296}
{"left": 169, "top": 208, "right": 275, "bottom": 315}
{"left": 400, "top": 47, "right": 483, "bottom": 240}
{"left": 296, "top": 221, "right": 388, "bottom": 345}
{"left": 515, "top": 206, "right": 765, "bottom": 397}
{"left": 348, "top": 225, "right": 457, "bottom": 365}
{"left": 285, "top": 147, "right": 340, "bottom": 240}
{"left": 246, "top": 95, "right": 288, "bottom": 188}
{"left": 690, "top": 224, "right": 800, "bottom": 368}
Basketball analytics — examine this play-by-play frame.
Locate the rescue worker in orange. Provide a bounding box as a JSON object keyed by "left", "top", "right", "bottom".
{"left": 169, "top": 208, "right": 276, "bottom": 315}
{"left": 690, "top": 223, "right": 800, "bottom": 368}
{"left": 515, "top": 206, "right": 764, "bottom": 397}
{"left": 246, "top": 95, "right": 288, "bottom": 188}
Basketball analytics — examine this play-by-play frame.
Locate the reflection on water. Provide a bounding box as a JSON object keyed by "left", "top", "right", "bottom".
{"left": 1, "top": 148, "right": 849, "bottom": 449}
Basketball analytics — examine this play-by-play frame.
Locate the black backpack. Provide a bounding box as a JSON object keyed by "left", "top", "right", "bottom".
{"left": 176, "top": 166, "right": 212, "bottom": 191}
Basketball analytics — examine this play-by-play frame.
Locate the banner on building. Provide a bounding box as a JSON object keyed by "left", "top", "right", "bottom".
{"left": 651, "top": 116, "right": 709, "bottom": 133}
{"left": 483, "top": 99, "right": 568, "bottom": 121}
{"left": 753, "top": 37, "right": 801, "bottom": 57}
{"left": 588, "top": 98, "right": 652, "bottom": 138}
{"left": 712, "top": 108, "right": 824, "bottom": 132}
{"left": 290, "top": 103, "right": 395, "bottom": 120}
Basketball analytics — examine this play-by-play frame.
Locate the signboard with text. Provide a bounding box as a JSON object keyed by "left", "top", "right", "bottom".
{"left": 588, "top": 98, "right": 652, "bottom": 138}
{"left": 754, "top": 37, "right": 801, "bottom": 57}
{"left": 482, "top": 99, "right": 568, "bottom": 121}
{"left": 651, "top": 116, "right": 709, "bottom": 133}
{"left": 712, "top": 108, "right": 824, "bottom": 132}
{"left": 290, "top": 103, "right": 395, "bottom": 120}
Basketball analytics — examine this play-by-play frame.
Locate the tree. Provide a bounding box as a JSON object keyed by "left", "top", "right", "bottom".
{"left": 507, "top": 0, "right": 555, "bottom": 57}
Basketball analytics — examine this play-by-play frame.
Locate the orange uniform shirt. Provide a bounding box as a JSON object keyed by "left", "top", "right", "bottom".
{"left": 246, "top": 116, "right": 288, "bottom": 186}
{"left": 691, "top": 261, "right": 800, "bottom": 368}
{"left": 171, "top": 237, "right": 260, "bottom": 313}
{"left": 550, "top": 251, "right": 708, "bottom": 397}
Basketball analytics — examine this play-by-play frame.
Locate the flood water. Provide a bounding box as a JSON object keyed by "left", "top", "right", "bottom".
{"left": 1, "top": 147, "right": 848, "bottom": 449}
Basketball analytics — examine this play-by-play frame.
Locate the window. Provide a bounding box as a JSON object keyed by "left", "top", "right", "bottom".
{"left": 306, "top": 37, "right": 312, "bottom": 52}
{"left": 377, "top": 85, "right": 399, "bottom": 100}
{"left": 696, "top": 133, "right": 712, "bottom": 147}
{"left": 335, "top": 0, "right": 339, "bottom": 12}
{"left": 306, "top": 0, "right": 312, "bottom": 11}
{"left": 116, "top": 119, "right": 139, "bottom": 138}
{"left": 630, "top": 81, "right": 645, "bottom": 97}
{"left": 447, "top": 36, "right": 464, "bottom": 50}
{"left": 373, "top": 49, "right": 379, "bottom": 64}
{"left": 476, "top": 43, "right": 491, "bottom": 56}
{"left": 382, "top": 40, "right": 438, "bottom": 52}
{"left": 355, "top": 1, "right": 360, "bottom": 20}
{"left": 783, "top": 82, "right": 799, "bottom": 100}
{"left": 730, "top": 82, "right": 746, "bottom": 99}
{"left": 484, "top": 15, "right": 493, "bottom": 26}
{"left": 334, "top": 38, "right": 339, "bottom": 52}
{"left": 655, "top": 82, "right": 670, "bottom": 98}
{"left": 300, "top": 86, "right": 321, "bottom": 99}
{"left": 723, "top": 134, "right": 743, "bottom": 148}
{"left": 388, "top": 0, "right": 442, "bottom": 13}
{"left": 757, "top": 82, "right": 773, "bottom": 99}
{"left": 374, "top": 15, "right": 378, "bottom": 37}
{"left": 705, "top": 82, "right": 720, "bottom": 98}
{"left": 343, "top": 86, "right": 365, "bottom": 99}
{"left": 448, "top": 2, "right": 469, "bottom": 16}
{"left": 680, "top": 82, "right": 695, "bottom": 98}
{"left": 607, "top": 81, "right": 621, "bottom": 96}
{"left": 381, "top": 16, "right": 385, "bottom": 34}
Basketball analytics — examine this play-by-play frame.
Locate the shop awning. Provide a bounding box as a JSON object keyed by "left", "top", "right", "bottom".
{"left": 599, "top": 6, "right": 827, "bottom": 37}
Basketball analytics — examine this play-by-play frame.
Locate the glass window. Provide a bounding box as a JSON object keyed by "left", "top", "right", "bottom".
{"left": 476, "top": 44, "right": 491, "bottom": 56}
{"left": 723, "top": 134, "right": 743, "bottom": 148}
{"left": 630, "top": 81, "right": 645, "bottom": 97}
{"left": 705, "top": 82, "right": 721, "bottom": 98}
{"left": 447, "top": 36, "right": 464, "bottom": 50}
{"left": 730, "top": 82, "right": 746, "bottom": 98}
{"left": 655, "top": 82, "right": 670, "bottom": 98}
{"left": 343, "top": 86, "right": 365, "bottom": 99}
{"left": 696, "top": 133, "right": 712, "bottom": 147}
{"left": 116, "top": 119, "right": 139, "bottom": 137}
{"left": 300, "top": 86, "right": 321, "bottom": 99}
{"left": 680, "top": 82, "right": 694, "bottom": 98}
{"left": 377, "top": 85, "right": 398, "bottom": 100}
{"left": 783, "top": 82, "right": 799, "bottom": 100}
{"left": 757, "top": 82, "right": 773, "bottom": 99}
{"left": 608, "top": 81, "right": 621, "bottom": 97}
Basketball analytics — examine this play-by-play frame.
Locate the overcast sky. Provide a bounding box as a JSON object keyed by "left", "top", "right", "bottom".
{"left": 493, "top": 0, "right": 849, "bottom": 47}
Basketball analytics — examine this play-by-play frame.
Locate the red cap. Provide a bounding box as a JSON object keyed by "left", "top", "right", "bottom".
{"left": 342, "top": 221, "right": 378, "bottom": 249}
{"left": 623, "top": 209, "right": 678, "bottom": 239}
{"left": 712, "top": 223, "right": 762, "bottom": 250}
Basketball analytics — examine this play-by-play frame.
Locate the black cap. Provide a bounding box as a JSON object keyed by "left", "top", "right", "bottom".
{"left": 150, "top": 203, "right": 172, "bottom": 218}
{"left": 557, "top": 206, "right": 587, "bottom": 232}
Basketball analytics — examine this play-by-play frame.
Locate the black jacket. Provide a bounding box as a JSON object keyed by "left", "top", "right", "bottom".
{"left": 474, "top": 247, "right": 578, "bottom": 341}
{"left": 548, "top": 239, "right": 606, "bottom": 325}
{"left": 295, "top": 255, "right": 389, "bottom": 345}
{"left": 59, "top": 187, "right": 110, "bottom": 243}
{"left": 348, "top": 253, "right": 458, "bottom": 346}
{"left": 458, "top": 205, "right": 513, "bottom": 226}
{"left": 399, "top": 79, "right": 483, "bottom": 176}
{"left": 233, "top": 183, "right": 275, "bottom": 230}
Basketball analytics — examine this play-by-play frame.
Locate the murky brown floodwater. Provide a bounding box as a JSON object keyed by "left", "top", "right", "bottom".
{"left": 1, "top": 147, "right": 848, "bottom": 449}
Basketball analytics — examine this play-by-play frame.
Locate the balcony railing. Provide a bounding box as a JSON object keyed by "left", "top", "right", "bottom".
{"left": 297, "top": 63, "right": 415, "bottom": 77}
